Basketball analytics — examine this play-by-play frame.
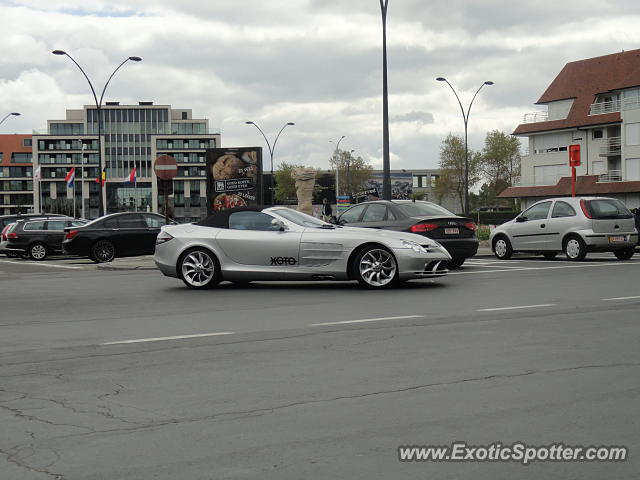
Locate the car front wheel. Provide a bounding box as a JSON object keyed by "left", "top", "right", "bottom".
{"left": 179, "top": 248, "right": 222, "bottom": 289}
{"left": 564, "top": 236, "right": 587, "bottom": 261}
{"left": 614, "top": 247, "right": 635, "bottom": 260}
{"left": 92, "top": 240, "right": 116, "bottom": 263}
{"left": 354, "top": 246, "right": 398, "bottom": 289}
{"left": 493, "top": 236, "right": 513, "bottom": 260}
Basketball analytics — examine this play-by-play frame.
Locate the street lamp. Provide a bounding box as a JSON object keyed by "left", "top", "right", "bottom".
{"left": 245, "top": 121, "right": 295, "bottom": 205}
{"left": 380, "top": 0, "right": 391, "bottom": 200}
{"left": 0, "top": 112, "right": 21, "bottom": 126}
{"left": 53, "top": 50, "right": 142, "bottom": 217}
{"left": 436, "top": 77, "right": 493, "bottom": 216}
{"left": 329, "top": 135, "right": 345, "bottom": 202}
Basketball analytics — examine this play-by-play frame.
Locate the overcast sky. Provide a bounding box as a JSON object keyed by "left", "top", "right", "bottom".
{"left": 1, "top": 0, "right": 640, "bottom": 171}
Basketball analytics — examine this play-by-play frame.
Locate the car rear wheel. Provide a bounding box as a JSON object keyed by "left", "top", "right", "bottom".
{"left": 614, "top": 247, "right": 635, "bottom": 260}
{"left": 447, "top": 257, "right": 466, "bottom": 268}
{"left": 92, "top": 240, "right": 116, "bottom": 263}
{"left": 542, "top": 252, "right": 558, "bottom": 260}
{"left": 179, "top": 248, "right": 222, "bottom": 289}
{"left": 564, "top": 236, "right": 587, "bottom": 261}
{"left": 29, "top": 242, "right": 48, "bottom": 261}
{"left": 493, "top": 236, "right": 513, "bottom": 260}
{"left": 354, "top": 246, "right": 398, "bottom": 289}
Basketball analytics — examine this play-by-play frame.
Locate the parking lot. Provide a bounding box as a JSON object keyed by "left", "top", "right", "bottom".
{"left": 1, "top": 252, "right": 639, "bottom": 479}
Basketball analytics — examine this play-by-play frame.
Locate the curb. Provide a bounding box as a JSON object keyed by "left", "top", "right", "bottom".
{"left": 97, "top": 263, "right": 157, "bottom": 271}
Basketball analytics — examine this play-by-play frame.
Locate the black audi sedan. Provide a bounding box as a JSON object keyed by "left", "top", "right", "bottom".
{"left": 336, "top": 200, "right": 478, "bottom": 268}
{"left": 3, "top": 217, "right": 87, "bottom": 260}
{"left": 63, "top": 212, "right": 169, "bottom": 263}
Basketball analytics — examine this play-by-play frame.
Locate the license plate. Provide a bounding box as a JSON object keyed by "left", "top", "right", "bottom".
{"left": 608, "top": 235, "right": 625, "bottom": 243}
{"left": 444, "top": 228, "right": 459, "bottom": 235}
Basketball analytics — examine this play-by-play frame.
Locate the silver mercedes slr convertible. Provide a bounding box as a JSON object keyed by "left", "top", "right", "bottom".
{"left": 154, "top": 207, "right": 451, "bottom": 289}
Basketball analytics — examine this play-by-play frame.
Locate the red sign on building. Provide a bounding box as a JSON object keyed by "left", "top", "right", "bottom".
{"left": 569, "top": 144, "right": 581, "bottom": 167}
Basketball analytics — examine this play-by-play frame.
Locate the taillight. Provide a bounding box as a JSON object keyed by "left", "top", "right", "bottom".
{"left": 410, "top": 223, "right": 438, "bottom": 233}
{"left": 65, "top": 230, "right": 79, "bottom": 240}
{"left": 464, "top": 222, "right": 477, "bottom": 231}
{"left": 156, "top": 231, "right": 174, "bottom": 245}
{"left": 580, "top": 199, "right": 592, "bottom": 219}
{"left": 7, "top": 232, "right": 18, "bottom": 239}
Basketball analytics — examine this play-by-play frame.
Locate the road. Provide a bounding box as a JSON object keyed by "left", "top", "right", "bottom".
{"left": 1, "top": 254, "right": 639, "bottom": 479}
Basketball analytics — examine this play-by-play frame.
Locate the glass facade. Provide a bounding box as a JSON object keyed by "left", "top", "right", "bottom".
{"left": 107, "top": 182, "right": 152, "bottom": 213}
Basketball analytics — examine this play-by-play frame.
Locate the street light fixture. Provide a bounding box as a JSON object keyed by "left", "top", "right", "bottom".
{"left": 0, "top": 112, "right": 21, "bottom": 126}
{"left": 436, "top": 77, "right": 494, "bottom": 216}
{"left": 245, "top": 121, "right": 295, "bottom": 205}
{"left": 52, "top": 50, "right": 142, "bottom": 216}
{"left": 329, "top": 135, "right": 345, "bottom": 201}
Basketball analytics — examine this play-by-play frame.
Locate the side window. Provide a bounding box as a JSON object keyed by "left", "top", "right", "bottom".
{"left": 387, "top": 208, "right": 396, "bottom": 221}
{"left": 339, "top": 204, "right": 367, "bottom": 224}
{"left": 229, "top": 211, "right": 279, "bottom": 231}
{"left": 142, "top": 214, "right": 166, "bottom": 228}
{"left": 69, "top": 220, "right": 87, "bottom": 227}
{"left": 522, "top": 201, "right": 551, "bottom": 221}
{"left": 119, "top": 215, "right": 146, "bottom": 228}
{"left": 102, "top": 218, "right": 120, "bottom": 228}
{"left": 552, "top": 201, "right": 576, "bottom": 218}
{"left": 46, "top": 221, "right": 67, "bottom": 231}
{"left": 361, "top": 204, "right": 387, "bottom": 222}
{"left": 24, "top": 221, "right": 45, "bottom": 231}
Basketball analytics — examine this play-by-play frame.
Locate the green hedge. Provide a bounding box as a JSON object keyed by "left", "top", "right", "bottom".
{"left": 475, "top": 211, "right": 519, "bottom": 226}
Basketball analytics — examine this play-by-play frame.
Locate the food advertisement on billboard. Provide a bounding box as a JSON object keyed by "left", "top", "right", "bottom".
{"left": 206, "top": 147, "right": 263, "bottom": 213}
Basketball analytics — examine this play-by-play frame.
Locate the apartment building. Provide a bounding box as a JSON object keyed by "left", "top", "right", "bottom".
{"left": 500, "top": 49, "right": 640, "bottom": 209}
{"left": 0, "top": 134, "right": 33, "bottom": 215}
{"left": 32, "top": 102, "right": 220, "bottom": 221}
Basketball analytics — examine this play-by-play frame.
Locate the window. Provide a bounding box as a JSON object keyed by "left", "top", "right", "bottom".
{"left": 181, "top": 111, "right": 188, "bottom": 120}
{"left": 118, "top": 215, "right": 146, "bottom": 228}
{"left": 229, "top": 211, "right": 279, "bottom": 231}
{"left": 397, "top": 202, "right": 454, "bottom": 217}
{"left": 522, "top": 201, "right": 551, "bottom": 221}
{"left": 625, "top": 123, "right": 640, "bottom": 146}
{"left": 585, "top": 199, "right": 632, "bottom": 219}
{"left": 102, "top": 217, "right": 119, "bottom": 228}
{"left": 361, "top": 204, "right": 387, "bottom": 222}
{"left": 338, "top": 204, "right": 367, "bottom": 224}
{"left": 142, "top": 214, "right": 166, "bottom": 228}
{"left": 551, "top": 201, "right": 576, "bottom": 218}
{"left": 24, "top": 221, "right": 45, "bottom": 231}
{"left": 11, "top": 153, "right": 32, "bottom": 163}
{"left": 23, "top": 139, "right": 32, "bottom": 147}
{"left": 46, "top": 221, "right": 67, "bottom": 231}
{"left": 592, "top": 129, "right": 603, "bottom": 139}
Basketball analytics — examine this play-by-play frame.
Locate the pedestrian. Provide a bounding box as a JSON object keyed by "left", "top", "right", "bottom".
{"left": 321, "top": 197, "right": 333, "bottom": 222}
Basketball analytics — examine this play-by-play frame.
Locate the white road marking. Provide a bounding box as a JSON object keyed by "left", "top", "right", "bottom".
{"left": 310, "top": 315, "right": 423, "bottom": 327}
{"left": 477, "top": 304, "right": 556, "bottom": 312}
{"left": 102, "top": 332, "right": 235, "bottom": 345}
{"left": 449, "top": 262, "right": 640, "bottom": 275}
{"left": 601, "top": 296, "right": 640, "bottom": 301}
{"left": 0, "top": 259, "right": 83, "bottom": 270}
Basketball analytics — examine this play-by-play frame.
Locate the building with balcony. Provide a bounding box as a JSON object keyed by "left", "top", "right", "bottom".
{"left": 0, "top": 134, "right": 33, "bottom": 215}
{"left": 32, "top": 102, "right": 220, "bottom": 221}
{"left": 501, "top": 49, "right": 640, "bottom": 209}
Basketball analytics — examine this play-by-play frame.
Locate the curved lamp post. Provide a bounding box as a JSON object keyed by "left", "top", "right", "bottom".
{"left": 52, "top": 50, "right": 142, "bottom": 216}
{"left": 329, "top": 135, "right": 345, "bottom": 201}
{"left": 0, "top": 112, "right": 21, "bottom": 127}
{"left": 245, "top": 121, "right": 295, "bottom": 205}
{"left": 436, "top": 77, "right": 493, "bottom": 216}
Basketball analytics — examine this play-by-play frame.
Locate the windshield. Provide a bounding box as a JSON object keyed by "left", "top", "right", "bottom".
{"left": 586, "top": 199, "right": 633, "bottom": 219}
{"left": 397, "top": 202, "right": 455, "bottom": 217}
{"left": 272, "top": 208, "right": 332, "bottom": 228}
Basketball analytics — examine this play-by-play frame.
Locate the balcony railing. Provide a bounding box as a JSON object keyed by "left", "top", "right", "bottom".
{"left": 598, "top": 170, "right": 623, "bottom": 182}
{"left": 589, "top": 100, "right": 621, "bottom": 115}
{"left": 523, "top": 111, "right": 548, "bottom": 123}
{"left": 599, "top": 136, "right": 621, "bottom": 156}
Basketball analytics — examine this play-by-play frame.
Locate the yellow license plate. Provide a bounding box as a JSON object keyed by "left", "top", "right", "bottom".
{"left": 609, "top": 235, "right": 625, "bottom": 243}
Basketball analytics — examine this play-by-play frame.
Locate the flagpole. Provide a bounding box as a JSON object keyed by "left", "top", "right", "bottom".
{"left": 134, "top": 163, "right": 137, "bottom": 212}
{"left": 81, "top": 144, "right": 86, "bottom": 219}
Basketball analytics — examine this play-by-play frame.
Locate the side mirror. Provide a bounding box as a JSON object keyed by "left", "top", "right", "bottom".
{"left": 329, "top": 216, "right": 338, "bottom": 225}
{"left": 516, "top": 216, "right": 527, "bottom": 223}
{"left": 271, "top": 218, "right": 288, "bottom": 231}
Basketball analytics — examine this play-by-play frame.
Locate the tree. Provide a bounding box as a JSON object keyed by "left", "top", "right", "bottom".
{"left": 329, "top": 150, "right": 373, "bottom": 198}
{"left": 478, "top": 130, "right": 521, "bottom": 207}
{"left": 434, "top": 134, "right": 480, "bottom": 213}
{"left": 274, "top": 161, "right": 305, "bottom": 203}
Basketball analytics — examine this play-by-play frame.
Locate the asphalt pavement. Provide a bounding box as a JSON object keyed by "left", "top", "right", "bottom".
{"left": 1, "top": 253, "right": 639, "bottom": 479}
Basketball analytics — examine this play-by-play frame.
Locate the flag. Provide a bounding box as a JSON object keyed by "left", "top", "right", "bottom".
{"left": 125, "top": 167, "right": 136, "bottom": 184}
{"left": 65, "top": 167, "right": 75, "bottom": 188}
{"left": 96, "top": 168, "right": 106, "bottom": 186}
{"left": 33, "top": 166, "right": 42, "bottom": 181}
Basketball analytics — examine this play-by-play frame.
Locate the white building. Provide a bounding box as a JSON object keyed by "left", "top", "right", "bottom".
{"left": 500, "top": 49, "right": 640, "bottom": 209}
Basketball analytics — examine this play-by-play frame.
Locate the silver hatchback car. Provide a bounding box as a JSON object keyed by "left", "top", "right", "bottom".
{"left": 490, "top": 197, "right": 638, "bottom": 261}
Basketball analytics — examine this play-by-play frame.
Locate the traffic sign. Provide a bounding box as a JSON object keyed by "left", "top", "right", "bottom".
{"left": 569, "top": 144, "right": 581, "bottom": 167}
{"left": 154, "top": 155, "right": 178, "bottom": 180}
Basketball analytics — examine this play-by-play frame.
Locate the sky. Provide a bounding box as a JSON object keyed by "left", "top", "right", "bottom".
{"left": 1, "top": 0, "right": 640, "bottom": 172}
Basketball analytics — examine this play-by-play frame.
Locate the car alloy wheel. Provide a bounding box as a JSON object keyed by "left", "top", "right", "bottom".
{"left": 92, "top": 240, "right": 115, "bottom": 263}
{"left": 356, "top": 247, "right": 397, "bottom": 288}
{"left": 29, "top": 243, "right": 47, "bottom": 261}
{"left": 180, "top": 249, "right": 221, "bottom": 289}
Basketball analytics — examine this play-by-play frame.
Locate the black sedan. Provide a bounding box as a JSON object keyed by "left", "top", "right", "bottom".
{"left": 336, "top": 200, "right": 478, "bottom": 268}
{"left": 63, "top": 212, "right": 169, "bottom": 263}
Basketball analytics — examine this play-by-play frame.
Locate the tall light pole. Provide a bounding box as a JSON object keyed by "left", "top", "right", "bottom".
{"left": 436, "top": 77, "right": 494, "bottom": 216}
{"left": 379, "top": 0, "right": 391, "bottom": 200}
{"left": 330, "top": 135, "right": 345, "bottom": 202}
{"left": 52, "top": 50, "right": 142, "bottom": 217}
{"left": 0, "top": 112, "right": 20, "bottom": 127}
{"left": 245, "top": 121, "right": 295, "bottom": 205}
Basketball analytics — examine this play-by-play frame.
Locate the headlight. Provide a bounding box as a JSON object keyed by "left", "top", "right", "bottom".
{"left": 402, "top": 240, "right": 427, "bottom": 254}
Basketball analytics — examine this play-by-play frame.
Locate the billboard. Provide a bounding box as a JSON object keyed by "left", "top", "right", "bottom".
{"left": 363, "top": 172, "right": 413, "bottom": 200}
{"left": 206, "top": 147, "right": 263, "bottom": 213}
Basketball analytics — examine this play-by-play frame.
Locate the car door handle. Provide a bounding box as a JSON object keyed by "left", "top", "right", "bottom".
{"left": 540, "top": 224, "right": 546, "bottom": 228}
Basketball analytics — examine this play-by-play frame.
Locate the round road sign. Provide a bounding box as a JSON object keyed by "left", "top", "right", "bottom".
{"left": 154, "top": 155, "right": 178, "bottom": 180}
